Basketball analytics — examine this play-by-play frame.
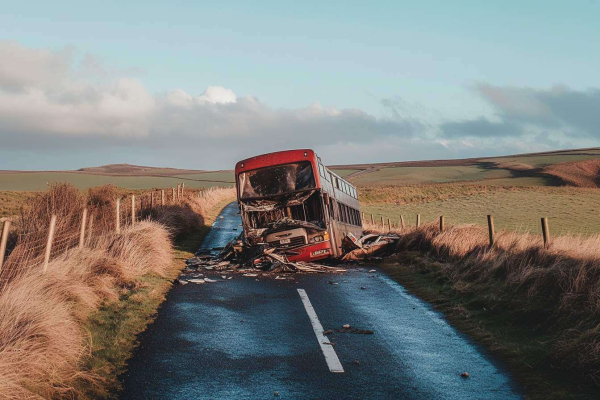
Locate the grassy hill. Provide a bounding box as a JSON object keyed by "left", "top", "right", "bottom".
{"left": 1, "top": 148, "right": 599, "bottom": 235}
{"left": 345, "top": 148, "right": 600, "bottom": 237}
{"left": 0, "top": 166, "right": 235, "bottom": 191}
{"left": 330, "top": 147, "right": 600, "bottom": 187}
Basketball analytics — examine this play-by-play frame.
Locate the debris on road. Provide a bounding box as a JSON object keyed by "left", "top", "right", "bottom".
{"left": 341, "top": 233, "right": 400, "bottom": 261}
{"left": 185, "top": 230, "right": 398, "bottom": 280}
{"left": 330, "top": 324, "right": 375, "bottom": 334}
{"left": 186, "top": 233, "right": 347, "bottom": 277}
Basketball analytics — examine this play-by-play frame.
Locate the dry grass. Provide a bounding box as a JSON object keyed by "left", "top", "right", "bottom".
{"left": 0, "top": 183, "right": 235, "bottom": 399}
{"left": 368, "top": 220, "right": 600, "bottom": 383}
{"left": 544, "top": 159, "right": 600, "bottom": 188}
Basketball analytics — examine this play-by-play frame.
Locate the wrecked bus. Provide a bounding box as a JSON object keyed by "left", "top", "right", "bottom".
{"left": 235, "top": 149, "right": 362, "bottom": 262}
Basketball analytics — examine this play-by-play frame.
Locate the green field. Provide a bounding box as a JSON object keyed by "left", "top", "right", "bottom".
{"left": 342, "top": 148, "right": 600, "bottom": 187}
{"left": 0, "top": 171, "right": 235, "bottom": 191}
{"left": 351, "top": 165, "right": 512, "bottom": 186}
{"left": 481, "top": 154, "right": 600, "bottom": 167}
{"left": 360, "top": 186, "right": 600, "bottom": 236}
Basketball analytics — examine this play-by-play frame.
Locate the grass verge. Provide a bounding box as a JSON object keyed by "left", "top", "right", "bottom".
{"left": 0, "top": 183, "right": 236, "bottom": 399}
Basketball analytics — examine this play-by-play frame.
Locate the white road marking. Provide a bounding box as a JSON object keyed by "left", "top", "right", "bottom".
{"left": 297, "top": 288, "right": 344, "bottom": 373}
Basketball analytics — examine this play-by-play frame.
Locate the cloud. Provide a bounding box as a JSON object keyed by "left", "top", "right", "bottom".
{"left": 1, "top": 41, "right": 598, "bottom": 169}
{"left": 0, "top": 41, "right": 73, "bottom": 93}
{"left": 475, "top": 83, "right": 600, "bottom": 138}
{"left": 440, "top": 117, "right": 523, "bottom": 138}
{"left": 0, "top": 41, "right": 422, "bottom": 168}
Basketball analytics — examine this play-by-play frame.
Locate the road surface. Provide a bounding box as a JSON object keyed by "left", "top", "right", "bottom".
{"left": 121, "top": 202, "right": 522, "bottom": 399}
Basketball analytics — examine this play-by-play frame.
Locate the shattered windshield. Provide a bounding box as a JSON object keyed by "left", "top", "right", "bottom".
{"left": 238, "top": 161, "right": 316, "bottom": 199}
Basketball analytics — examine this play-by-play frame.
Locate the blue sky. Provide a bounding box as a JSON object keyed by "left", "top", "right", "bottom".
{"left": 0, "top": 1, "right": 599, "bottom": 169}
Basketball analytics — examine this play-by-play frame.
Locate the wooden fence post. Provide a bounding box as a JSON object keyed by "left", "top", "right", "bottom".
{"left": 151, "top": 192, "right": 155, "bottom": 209}
{"left": 380, "top": 215, "right": 384, "bottom": 229}
{"left": 172, "top": 187, "right": 175, "bottom": 203}
{"left": 399, "top": 215, "right": 405, "bottom": 229}
{"left": 0, "top": 220, "right": 11, "bottom": 273}
{"left": 541, "top": 217, "right": 550, "bottom": 247}
{"left": 182, "top": 183, "right": 185, "bottom": 197}
{"left": 161, "top": 190, "right": 165, "bottom": 207}
{"left": 487, "top": 215, "right": 495, "bottom": 247}
{"left": 116, "top": 198, "right": 121, "bottom": 234}
{"left": 387, "top": 218, "right": 392, "bottom": 231}
{"left": 79, "top": 208, "right": 88, "bottom": 248}
{"left": 370, "top": 214, "right": 374, "bottom": 224}
{"left": 439, "top": 215, "right": 444, "bottom": 232}
{"left": 416, "top": 214, "right": 421, "bottom": 228}
{"left": 42, "top": 215, "right": 57, "bottom": 274}
{"left": 131, "top": 195, "right": 136, "bottom": 227}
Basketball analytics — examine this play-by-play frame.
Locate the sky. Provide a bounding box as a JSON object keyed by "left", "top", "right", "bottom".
{"left": 0, "top": 0, "right": 599, "bottom": 170}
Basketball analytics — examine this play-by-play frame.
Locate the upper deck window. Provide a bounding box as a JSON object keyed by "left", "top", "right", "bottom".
{"left": 238, "top": 161, "right": 315, "bottom": 199}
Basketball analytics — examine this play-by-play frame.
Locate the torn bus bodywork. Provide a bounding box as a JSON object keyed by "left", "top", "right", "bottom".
{"left": 235, "top": 149, "right": 363, "bottom": 263}
{"left": 238, "top": 189, "right": 332, "bottom": 262}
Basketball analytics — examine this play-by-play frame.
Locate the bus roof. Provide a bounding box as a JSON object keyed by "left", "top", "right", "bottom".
{"left": 235, "top": 149, "right": 317, "bottom": 174}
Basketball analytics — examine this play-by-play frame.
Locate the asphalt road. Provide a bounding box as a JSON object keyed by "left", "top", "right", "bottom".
{"left": 121, "top": 202, "right": 523, "bottom": 399}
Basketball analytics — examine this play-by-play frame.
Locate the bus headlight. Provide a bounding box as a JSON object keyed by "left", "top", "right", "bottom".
{"left": 309, "top": 235, "right": 324, "bottom": 243}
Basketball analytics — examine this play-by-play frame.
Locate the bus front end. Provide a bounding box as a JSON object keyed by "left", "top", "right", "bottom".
{"left": 235, "top": 150, "right": 332, "bottom": 262}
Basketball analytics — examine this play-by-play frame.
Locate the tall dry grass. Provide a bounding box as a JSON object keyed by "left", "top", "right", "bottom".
{"left": 152, "top": 186, "right": 236, "bottom": 238}
{"left": 0, "top": 183, "right": 233, "bottom": 398}
{"left": 368, "top": 220, "right": 600, "bottom": 382}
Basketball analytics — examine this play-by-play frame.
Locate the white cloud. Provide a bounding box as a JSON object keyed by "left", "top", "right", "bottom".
{"left": 197, "top": 86, "right": 237, "bottom": 104}
{"left": 0, "top": 41, "right": 598, "bottom": 169}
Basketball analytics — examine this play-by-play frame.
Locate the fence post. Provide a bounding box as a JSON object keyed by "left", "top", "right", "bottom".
{"left": 172, "top": 187, "right": 175, "bottom": 203}
{"left": 79, "top": 208, "right": 88, "bottom": 249}
{"left": 400, "top": 215, "right": 405, "bottom": 229}
{"left": 161, "top": 190, "right": 165, "bottom": 207}
{"left": 42, "top": 215, "right": 57, "bottom": 274}
{"left": 487, "top": 215, "right": 495, "bottom": 247}
{"left": 151, "top": 192, "right": 155, "bottom": 209}
{"left": 362, "top": 212, "right": 365, "bottom": 221}
{"left": 380, "top": 215, "right": 384, "bottom": 229}
{"left": 387, "top": 218, "right": 392, "bottom": 232}
{"left": 131, "top": 195, "right": 136, "bottom": 227}
{"left": 439, "top": 215, "right": 444, "bottom": 232}
{"left": 370, "top": 214, "right": 374, "bottom": 224}
{"left": 182, "top": 183, "right": 185, "bottom": 197}
{"left": 541, "top": 217, "right": 550, "bottom": 248}
{"left": 0, "top": 220, "right": 11, "bottom": 273}
{"left": 116, "top": 198, "right": 121, "bottom": 234}
{"left": 416, "top": 214, "right": 421, "bottom": 228}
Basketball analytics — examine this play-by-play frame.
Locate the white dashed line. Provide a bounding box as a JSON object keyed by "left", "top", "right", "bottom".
{"left": 297, "top": 289, "right": 344, "bottom": 373}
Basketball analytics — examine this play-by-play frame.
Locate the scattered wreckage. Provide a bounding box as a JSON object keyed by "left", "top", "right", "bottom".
{"left": 183, "top": 230, "right": 400, "bottom": 279}
{"left": 340, "top": 233, "right": 400, "bottom": 261}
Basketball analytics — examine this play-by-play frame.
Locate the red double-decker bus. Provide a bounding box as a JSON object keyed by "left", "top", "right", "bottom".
{"left": 235, "top": 149, "right": 362, "bottom": 262}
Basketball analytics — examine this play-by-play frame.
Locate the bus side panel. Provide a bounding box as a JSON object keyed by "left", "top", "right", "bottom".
{"left": 329, "top": 220, "right": 363, "bottom": 257}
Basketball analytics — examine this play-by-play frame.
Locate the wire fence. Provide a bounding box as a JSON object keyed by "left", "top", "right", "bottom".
{"left": 0, "top": 183, "right": 222, "bottom": 288}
